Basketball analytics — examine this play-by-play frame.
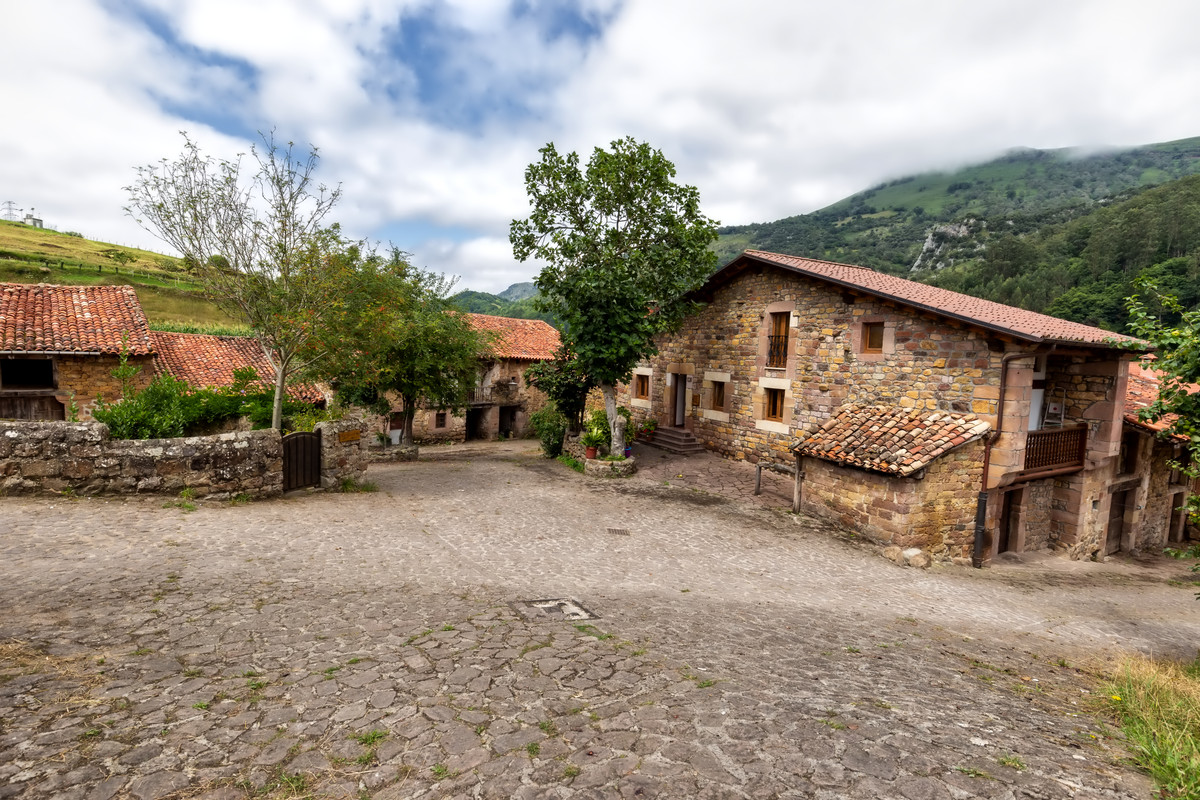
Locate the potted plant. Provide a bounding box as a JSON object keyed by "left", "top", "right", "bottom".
{"left": 637, "top": 418, "right": 657, "bottom": 442}
{"left": 580, "top": 429, "right": 604, "bottom": 459}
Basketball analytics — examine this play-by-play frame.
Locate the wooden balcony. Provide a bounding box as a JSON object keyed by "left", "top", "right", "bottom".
{"left": 1023, "top": 425, "right": 1087, "bottom": 473}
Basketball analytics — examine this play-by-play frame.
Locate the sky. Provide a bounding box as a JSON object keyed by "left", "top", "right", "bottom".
{"left": 4, "top": 0, "right": 1200, "bottom": 294}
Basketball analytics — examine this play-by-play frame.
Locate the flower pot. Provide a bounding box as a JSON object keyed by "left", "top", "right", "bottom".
{"left": 624, "top": 445, "right": 633, "bottom": 457}
{"left": 585, "top": 446, "right": 598, "bottom": 459}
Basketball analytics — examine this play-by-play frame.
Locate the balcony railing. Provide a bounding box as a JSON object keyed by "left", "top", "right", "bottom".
{"left": 767, "top": 335, "right": 788, "bottom": 368}
{"left": 467, "top": 382, "right": 519, "bottom": 405}
{"left": 1023, "top": 425, "right": 1087, "bottom": 472}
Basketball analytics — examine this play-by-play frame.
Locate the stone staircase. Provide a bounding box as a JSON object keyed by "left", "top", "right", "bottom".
{"left": 645, "top": 426, "right": 705, "bottom": 455}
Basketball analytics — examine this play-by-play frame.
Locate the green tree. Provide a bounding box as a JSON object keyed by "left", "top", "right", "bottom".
{"left": 524, "top": 338, "right": 593, "bottom": 433}
{"left": 327, "top": 266, "right": 493, "bottom": 445}
{"left": 510, "top": 137, "right": 718, "bottom": 452}
{"left": 125, "top": 132, "right": 344, "bottom": 430}
{"left": 1126, "top": 280, "right": 1200, "bottom": 530}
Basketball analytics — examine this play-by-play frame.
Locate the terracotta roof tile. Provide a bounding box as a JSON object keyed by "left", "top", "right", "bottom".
{"left": 0, "top": 283, "right": 154, "bottom": 355}
{"left": 791, "top": 403, "right": 991, "bottom": 477}
{"left": 1123, "top": 360, "right": 1195, "bottom": 440}
{"left": 464, "top": 313, "right": 559, "bottom": 360}
{"left": 150, "top": 331, "right": 324, "bottom": 404}
{"left": 720, "top": 251, "right": 1144, "bottom": 349}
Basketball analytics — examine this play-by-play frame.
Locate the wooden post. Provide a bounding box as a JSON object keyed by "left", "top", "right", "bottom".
{"left": 754, "top": 464, "right": 762, "bottom": 496}
{"left": 792, "top": 453, "right": 803, "bottom": 513}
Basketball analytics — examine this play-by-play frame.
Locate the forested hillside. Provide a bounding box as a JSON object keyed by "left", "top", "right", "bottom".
{"left": 449, "top": 286, "right": 558, "bottom": 327}
{"left": 716, "top": 136, "right": 1200, "bottom": 276}
{"left": 716, "top": 136, "right": 1200, "bottom": 334}
{"left": 919, "top": 175, "right": 1200, "bottom": 332}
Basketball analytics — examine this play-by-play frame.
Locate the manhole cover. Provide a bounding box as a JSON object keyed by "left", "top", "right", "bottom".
{"left": 606, "top": 527, "right": 630, "bottom": 536}
{"left": 515, "top": 598, "right": 598, "bottom": 621}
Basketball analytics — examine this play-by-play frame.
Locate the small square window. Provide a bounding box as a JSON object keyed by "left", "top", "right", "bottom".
{"left": 764, "top": 388, "right": 784, "bottom": 422}
{"left": 435, "top": 411, "right": 447, "bottom": 428}
{"left": 863, "top": 322, "right": 884, "bottom": 353}
{"left": 711, "top": 380, "right": 725, "bottom": 410}
{"left": 634, "top": 374, "right": 650, "bottom": 400}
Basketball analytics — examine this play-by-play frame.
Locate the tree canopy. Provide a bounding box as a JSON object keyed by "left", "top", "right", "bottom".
{"left": 510, "top": 137, "right": 718, "bottom": 452}
{"left": 125, "top": 132, "right": 348, "bottom": 430}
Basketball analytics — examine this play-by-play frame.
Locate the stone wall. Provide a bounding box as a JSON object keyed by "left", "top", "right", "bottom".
{"left": 618, "top": 266, "right": 1003, "bottom": 465}
{"left": 0, "top": 419, "right": 371, "bottom": 498}
{"left": 316, "top": 419, "right": 368, "bottom": 489}
{"left": 798, "top": 441, "right": 984, "bottom": 560}
{"left": 0, "top": 421, "right": 281, "bottom": 498}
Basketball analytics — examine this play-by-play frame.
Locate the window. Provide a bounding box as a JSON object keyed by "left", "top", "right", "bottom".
{"left": 634, "top": 374, "right": 650, "bottom": 400}
{"left": 863, "top": 321, "right": 884, "bottom": 353}
{"left": 0, "top": 358, "right": 55, "bottom": 389}
{"left": 764, "top": 388, "right": 785, "bottom": 422}
{"left": 1117, "top": 429, "right": 1140, "bottom": 475}
{"left": 435, "top": 411, "right": 447, "bottom": 428}
{"left": 711, "top": 380, "right": 725, "bottom": 410}
{"left": 767, "top": 312, "right": 789, "bottom": 368}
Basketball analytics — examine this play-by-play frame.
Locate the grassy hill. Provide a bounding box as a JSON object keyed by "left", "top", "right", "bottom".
{"left": 716, "top": 136, "right": 1200, "bottom": 273}
{"left": 0, "top": 220, "right": 241, "bottom": 331}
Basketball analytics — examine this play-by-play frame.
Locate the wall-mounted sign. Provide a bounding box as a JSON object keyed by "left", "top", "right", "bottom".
{"left": 338, "top": 430, "right": 361, "bottom": 443}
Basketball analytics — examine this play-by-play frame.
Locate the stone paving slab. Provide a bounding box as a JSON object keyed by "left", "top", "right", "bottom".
{"left": 2, "top": 440, "right": 1196, "bottom": 798}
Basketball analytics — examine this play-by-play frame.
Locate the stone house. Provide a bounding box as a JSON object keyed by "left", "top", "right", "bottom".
{"left": 0, "top": 283, "right": 155, "bottom": 420}
{"left": 408, "top": 313, "right": 559, "bottom": 443}
{"left": 1114, "top": 362, "right": 1199, "bottom": 553}
{"left": 620, "top": 249, "right": 1152, "bottom": 563}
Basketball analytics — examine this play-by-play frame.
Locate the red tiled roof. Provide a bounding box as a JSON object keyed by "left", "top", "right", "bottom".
{"left": 0, "top": 283, "right": 154, "bottom": 355}
{"left": 464, "top": 313, "right": 560, "bottom": 360}
{"left": 715, "top": 251, "right": 1145, "bottom": 349}
{"left": 1123, "top": 360, "right": 1195, "bottom": 440}
{"left": 791, "top": 404, "right": 991, "bottom": 477}
{"left": 150, "top": 331, "right": 324, "bottom": 404}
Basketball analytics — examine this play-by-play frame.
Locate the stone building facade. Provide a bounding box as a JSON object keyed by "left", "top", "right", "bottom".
{"left": 620, "top": 250, "right": 1149, "bottom": 563}
{"left": 407, "top": 314, "right": 559, "bottom": 444}
{"left": 1, "top": 284, "right": 156, "bottom": 421}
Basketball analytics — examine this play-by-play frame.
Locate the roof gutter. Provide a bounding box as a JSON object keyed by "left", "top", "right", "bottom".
{"left": 0, "top": 350, "right": 109, "bottom": 356}
{"left": 971, "top": 345, "right": 1056, "bottom": 568}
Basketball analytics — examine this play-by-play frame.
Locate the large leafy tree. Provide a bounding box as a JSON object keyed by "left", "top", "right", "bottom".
{"left": 125, "top": 132, "right": 346, "bottom": 430}
{"left": 510, "top": 137, "right": 718, "bottom": 452}
{"left": 1126, "top": 281, "right": 1200, "bottom": 528}
{"left": 327, "top": 267, "right": 493, "bottom": 445}
{"left": 524, "top": 338, "right": 593, "bottom": 434}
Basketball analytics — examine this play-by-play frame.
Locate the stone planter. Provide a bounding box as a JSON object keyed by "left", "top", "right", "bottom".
{"left": 584, "top": 456, "right": 637, "bottom": 478}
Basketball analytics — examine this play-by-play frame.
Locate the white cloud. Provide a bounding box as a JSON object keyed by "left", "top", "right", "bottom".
{"left": 4, "top": 0, "right": 1200, "bottom": 293}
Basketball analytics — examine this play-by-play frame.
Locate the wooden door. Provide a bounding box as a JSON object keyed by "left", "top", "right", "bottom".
{"left": 1106, "top": 490, "right": 1127, "bottom": 556}
{"left": 282, "top": 430, "right": 321, "bottom": 491}
{"left": 673, "top": 374, "right": 686, "bottom": 427}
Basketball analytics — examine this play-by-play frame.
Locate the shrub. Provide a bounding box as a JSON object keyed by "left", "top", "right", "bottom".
{"left": 529, "top": 405, "right": 567, "bottom": 457}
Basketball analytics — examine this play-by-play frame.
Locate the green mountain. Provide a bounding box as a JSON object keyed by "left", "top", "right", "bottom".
{"left": 919, "top": 174, "right": 1200, "bottom": 333}
{"left": 715, "top": 136, "right": 1200, "bottom": 275}
{"left": 449, "top": 283, "right": 557, "bottom": 327}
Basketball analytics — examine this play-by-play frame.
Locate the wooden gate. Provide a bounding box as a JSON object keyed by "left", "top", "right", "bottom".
{"left": 282, "top": 430, "right": 321, "bottom": 491}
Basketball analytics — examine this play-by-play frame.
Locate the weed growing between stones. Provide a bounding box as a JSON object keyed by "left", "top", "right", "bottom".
{"left": 998, "top": 753, "right": 1027, "bottom": 771}
{"left": 556, "top": 453, "right": 584, "bottom": 473}
{"left": 163, "top": 487, "right": 197, "bottom": 512}
{"left": 1104, "top": 653, "right": 1200, "bottom": 798}
{"left": 339, "top": 477, "right": 378, "bottom": 493}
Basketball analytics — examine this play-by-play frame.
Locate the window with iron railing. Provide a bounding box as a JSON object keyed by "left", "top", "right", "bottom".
{"left": 767, "top": 312, "right": 789, "bottom": 368}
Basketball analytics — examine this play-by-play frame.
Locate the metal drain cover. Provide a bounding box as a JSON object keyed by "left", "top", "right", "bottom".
{"left": 606, "top": 527, "right": 630, "bottom": 536}
{"left": 515, "top": 598, "right": 598, "bottom": 621}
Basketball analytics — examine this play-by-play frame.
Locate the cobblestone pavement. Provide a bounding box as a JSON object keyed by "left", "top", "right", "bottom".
{"left": 3, "top": 440, "right": 1198, "bottom": 799}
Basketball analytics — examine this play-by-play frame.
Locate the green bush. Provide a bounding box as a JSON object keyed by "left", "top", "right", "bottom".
{"left": 93, "top": 375, "right": 196, "bottom": 439}
{"left": 529, "top": 405, "right": 567, "bottom": 457}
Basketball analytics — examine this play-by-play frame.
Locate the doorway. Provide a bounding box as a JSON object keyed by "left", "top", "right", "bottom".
{"left": 672, "top": 374, "right": 687, "bottom": 427}
{"left": 498, "top": 405, "right": 517, "bottom": 438}
{"left": 465, "top": 408, "right": 488, "bottom": 441}
{"left": 997, "top": 488, "right": 1024, "bottom": 555}
{"left": 1168, "top": 491, "right": 1188, "bottom": 544}
{"left": 1106, "top": 490, "right": 1129, "bottom": 556}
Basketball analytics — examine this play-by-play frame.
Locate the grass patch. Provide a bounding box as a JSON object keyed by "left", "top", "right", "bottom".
{"left": 353, "top": 729, "right": 388, "bottom": 747}
{"left": 339, "top": 477, "right": 378, "bottom": 493}
{"left": 556, "top": 453, "right": 584, "bottom": 473}
{"left": 1104, "top": 654, "right": 1200, "bottom": 798}
{"left": 573, "top": 624, "right": 612, "bottom": 641}
{"left": 997, "top": 753, "right": 1026, "bottom": 771}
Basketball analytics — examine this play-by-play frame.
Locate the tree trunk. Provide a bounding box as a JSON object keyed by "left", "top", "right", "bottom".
{"left": 602, "top": 382, "right": 625, "bottom": 453}
{"left": 400, "top": 395, "right": 416, "bottom": 446}
{"left": 271, "top": 364, "right": 288, "bottom": 431}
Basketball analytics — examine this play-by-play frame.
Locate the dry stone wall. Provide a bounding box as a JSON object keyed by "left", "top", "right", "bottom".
{"left": 0, "top": 420, "right": 370, "bottom": 498}
{"left": 0, "top": 421, "right": 281, "bottom": 498}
